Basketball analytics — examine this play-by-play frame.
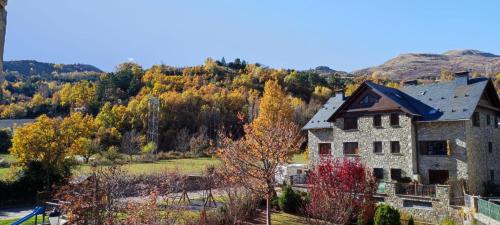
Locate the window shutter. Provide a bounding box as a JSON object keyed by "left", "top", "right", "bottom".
{"left": 447, "top": 139, "right": 452, "bottom": 156}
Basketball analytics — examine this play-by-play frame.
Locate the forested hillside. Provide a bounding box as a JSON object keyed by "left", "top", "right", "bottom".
{"left": 1, "top": 57, "right": 498, "bottom": 152}
{"left": 0, "top": 58, "right": 353, "bottom": 151}
{"left": 4, "top": 60, "right": 102, "bottom": 77}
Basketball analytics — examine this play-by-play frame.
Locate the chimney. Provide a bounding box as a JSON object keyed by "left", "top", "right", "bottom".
{"left": 403, "top": 80, "right": 418, "bottom": 87}
{"left": 335, "top": 90, "right": 345, "bottom": 100}
{"left": 454, "top": 71, "right": 469, "bottom": 85}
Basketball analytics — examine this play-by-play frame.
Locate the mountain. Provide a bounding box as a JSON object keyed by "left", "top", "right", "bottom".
{"left": 305, "top": 66, "right": 353, "bottom": 77}
{"left": 353, "top": 49, "right": 500, "bottom": 80}
{"left": 4, "top": 60, "right": 102, "bottom": 77}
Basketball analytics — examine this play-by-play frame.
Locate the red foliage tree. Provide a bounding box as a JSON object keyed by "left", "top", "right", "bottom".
{"left": 306, "top": 157, "right": 377, "bottom": 225}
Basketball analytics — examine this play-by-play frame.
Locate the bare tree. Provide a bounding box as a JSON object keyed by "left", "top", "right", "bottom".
{"left": 189, "top": 126, "right": 210, "bottom": 154}
{"left": 55, "top": 166, "right": 128, "bottom": 225}
{"left": 175, "top": 127, "right": 190, "bottom": 152}
{"left": 217, "top": 118, "right": 304, "bottom": 225}
{"left": 120, "top": 130, "right": 143, "bottom": 161}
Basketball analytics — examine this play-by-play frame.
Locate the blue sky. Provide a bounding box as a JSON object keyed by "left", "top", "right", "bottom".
{"left": 5, "top": 0, "right": 500, "bottom": 72}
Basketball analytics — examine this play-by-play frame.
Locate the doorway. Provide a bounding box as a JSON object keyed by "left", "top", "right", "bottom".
{"left": 428, "top": 170, "right": 449, "bottom": 184}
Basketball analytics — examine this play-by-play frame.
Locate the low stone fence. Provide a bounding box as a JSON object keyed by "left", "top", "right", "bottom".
{"left": 378, "top": 182, "right": 456, "bottom": 223}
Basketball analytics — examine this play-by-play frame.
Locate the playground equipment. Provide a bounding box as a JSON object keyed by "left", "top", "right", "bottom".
{"left": 10, "top": 206, "right": 45, "bottom": 225}
{"left": 10, "top": 201, "right": 67, "bottom": 225}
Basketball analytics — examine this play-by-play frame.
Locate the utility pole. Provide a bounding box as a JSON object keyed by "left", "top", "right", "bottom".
{"left": 147, "top": 96, "right": 160, "bottom": 155}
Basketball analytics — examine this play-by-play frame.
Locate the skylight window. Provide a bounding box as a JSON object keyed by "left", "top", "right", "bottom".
{"left": 418, "top": 91, "right": 427, "bottom": 96}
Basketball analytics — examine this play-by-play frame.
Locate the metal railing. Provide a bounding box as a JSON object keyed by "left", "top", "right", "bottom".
{"left": 395, "top": 183, "right": 436, "bottom": 198}
{"left": 478, "top": 198, "right": 500, "bottom": 222}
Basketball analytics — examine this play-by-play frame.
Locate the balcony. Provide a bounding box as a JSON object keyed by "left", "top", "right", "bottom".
{"left": 395, "top": 183, "right": 436, "bottom": 198}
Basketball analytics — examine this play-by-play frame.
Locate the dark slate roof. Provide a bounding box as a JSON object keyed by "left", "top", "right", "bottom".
{"left": 302, "top": 96, "right": 345, "bottom": 130}
{"left": 399, "top": 78, "right": 491, "bottom": 121}
{"left": 303, "top": 77, "right": 496, "bottom": 130}
{"left": 365, "top": 81, "right": 422, "bottom": 116}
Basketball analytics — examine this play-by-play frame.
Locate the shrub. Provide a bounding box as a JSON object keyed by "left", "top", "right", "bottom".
{"left": 278, "top": 185, "right": 303, "bottom": 213}
{"left": 306, "top": 158, "right": 377, "bottom": 224}
{"left": 374, "top": 204, "right": 401, "bottom": 225}
{"left": 440, "top": 218, "right": 458, "bottom": 225}
{"left": 101, "top": 146, "right": 123, "bottom": 164}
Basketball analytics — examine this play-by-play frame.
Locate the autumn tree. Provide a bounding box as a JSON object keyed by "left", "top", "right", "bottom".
{"left": 218, "top": 80, "right": 303, "bottom": 225}
{"left": 10, "top": 113, "right": 96, "bottom": 188}
{"left": 252, "top": 80, "right": 293, "bottom": 130}
{"left": 306, "top": 158, "right": 377, "bottom": 225}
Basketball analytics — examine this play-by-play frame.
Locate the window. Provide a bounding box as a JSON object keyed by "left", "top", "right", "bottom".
{"left": 344, "top": 117, "right": 358, "bottom": 130}
{"left": 487, "top": 115, "right": 491, "bottom": 126}
{"left": 359, "top": 94, "right": 378, "bottom": 106}
{"left": 472, "top": 112, "right": 480, "bottom": 127}
{"left": 373, "top": 168, "right": 384, "bottom": 179}
{"left": 391, "top": 141, "right": 401, "bottom": 154}
{"left": 489, "top": 142, "right": 493, "bottom": 153}
{"left": 390, "top": 113, "right": 400, "bottom": 126}
{"left": 495, "top": 117, "right": 499, "bottom": 128}
{"left": 373, "top": 141, "right": 383, "bottom": 153}
{"left": 490, "top": 170, "right": 495, "bottom": 182}
{"left": 373, "top": 115, "right": 382, "bottom": 127}
{"left": 343, "top": 142, "right": 359, "bottom": 155}
{"left": 319, "top": 143, "right": 332, "bottom": 156}
{"left": 391, "top": 169, "right": 402, "bottom": 180}
{"left": 419, "top": 141, "right": 448, "bottom": 155}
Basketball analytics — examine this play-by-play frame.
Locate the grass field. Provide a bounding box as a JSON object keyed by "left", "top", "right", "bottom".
{"left": 0, "top": 153, "right": 15, "bottom": 180}
{"left": 0, "top": 216, "right": 47, "bottom": 225}
{"left": 76, "top": 157, "right": 222, "bottom": 176}
{"left": 1, "top": 153, "right": 308, "bottom": 179}
{"left": 272, "top": 212, "right": 308, "bottom": 225}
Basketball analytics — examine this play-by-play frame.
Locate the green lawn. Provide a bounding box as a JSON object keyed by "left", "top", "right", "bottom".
{"left": 0, "top": 216, "right": 47, "bottom": 225}
{"left": 1, "top": 153, "right": 308, "bottom": 179}
{"left": 0, "top": 153, "right": 15, "bottom": 180}
{"left": 272, "top": 212, "right": 308, "bottom": 225}
{"left": 75, "top": 157, "right": 222, "bottom": 176}
{"left": 0, "top": 153, "right": 15, "bottom": 163}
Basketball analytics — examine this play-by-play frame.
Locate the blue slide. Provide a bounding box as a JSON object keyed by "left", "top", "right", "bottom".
{"left": 10, "top": 206, "right": 45, "bottom": 225}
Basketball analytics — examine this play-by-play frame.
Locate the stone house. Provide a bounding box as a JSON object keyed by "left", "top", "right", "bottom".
{"left": 303, "top": 72, "right": 500, "bottom": 196}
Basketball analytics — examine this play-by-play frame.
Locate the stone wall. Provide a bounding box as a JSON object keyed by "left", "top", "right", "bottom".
{"left": 466, "top": 108, "right": 500, "bottom": 195}
{"left": 416, "top": 120, "right": 468, "bottom": 184}
{"left": 330, "top": 113, "right": 417, "bottom": 181}
{"left": 381, "top": 182, "right": 458, "bottom": 223}
{"left": 307, "top": 128, "right": 334, "bottom": 167}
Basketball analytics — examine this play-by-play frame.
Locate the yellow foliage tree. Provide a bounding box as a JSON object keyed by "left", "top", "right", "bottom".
{"left": 218, "top": 80, "right": 303, "bottom": 225}
{"left": 10, "top": 113, "right": 96, "bottom": 179}
{"left": 252, "top": 80, "right": 293, "bottom": 131}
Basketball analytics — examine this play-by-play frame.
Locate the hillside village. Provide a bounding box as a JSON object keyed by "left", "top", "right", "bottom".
{"left": 1, "top": 1, "right": 500, "bottom": 225}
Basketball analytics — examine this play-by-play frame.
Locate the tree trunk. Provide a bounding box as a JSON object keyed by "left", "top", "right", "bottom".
{"left": 266, "top": 197, "right": 272, "bottom": 225}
